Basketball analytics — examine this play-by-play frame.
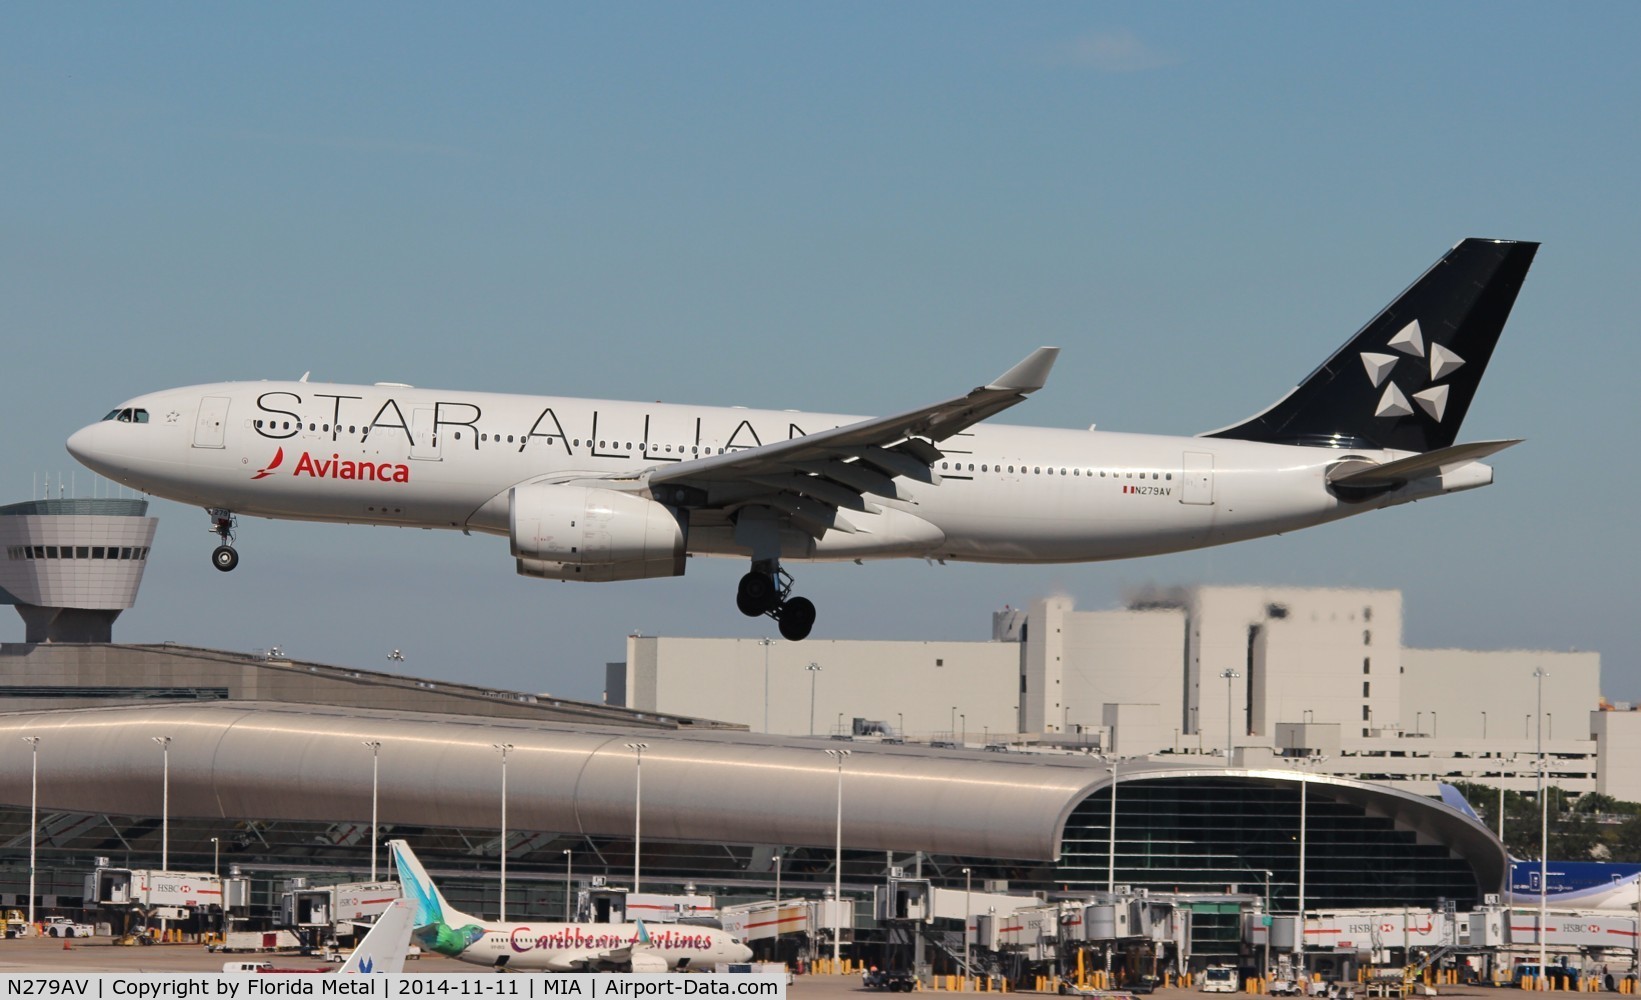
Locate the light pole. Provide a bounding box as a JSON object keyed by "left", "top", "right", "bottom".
{"left": 152, "top": 736, "right": 171, "bottom": 870}
{"left": 1431, "top": 711, "right": 1438, "bottom": 738}
{"left": 211, "top": 837, "right": 220, "bottom": 878}
{"left": 824, "top": 748, "right": 851, "bottom": 968}
{"left": 807, "top": 663, "right": 823, "bottom": 736}
{"left": 563, "top": 849, "right": 573, "bottom": 922}
{"left": 1298, "top": 767, "right": 1308, "bottom": 974}
{"left": 362, "top": 741, "right": 382, "bottom": 881}
{"left": 1220, "top": 668, "right": 1241, "bottom": 758}
{"left": 774, "top": 851, "right": 783, "bottom": 908}
{"left": 759, "top": 637, "right": 774, "bottom": 733}
{"left": 960, "top": 714, "right": 966, "bottom": 745}
{"left": 626, "top": 743, "right": 649, "bottom": 892}
{"left": 1262, "top": 869, "right": 1274, "bottom": 977}
{"left": 1293, "top": 754, "right": 1326, "bottom": 975}
{"left": 1106, "top": 760, "right": 1119, "bottom": 892}
{"left": 1481, "top": 711, "right": 1487, "bottom": 739}
{"left": 492, "top": 743, "right": 513, "bottom": 920}
{"left": 962, "top": 867, "right": 973, "bottom": 977}
{"left": 20, "top": 737, "right": 38, "bottom": 933}
{"left": 897, "top": 713, "right": 904, "bottom": 738}
{"left": 1535, "top": 668, "right": 1549, "bottom": 991}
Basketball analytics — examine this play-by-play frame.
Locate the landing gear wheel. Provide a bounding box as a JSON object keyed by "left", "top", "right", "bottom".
{"left": 776, "top": 596, "right": 816, "bottom": 642}
{"left": 736, "top": 571, "right": 780, "bottom": 616}
{"left": 212, "top": 545, "right": 239, "bottom": 572}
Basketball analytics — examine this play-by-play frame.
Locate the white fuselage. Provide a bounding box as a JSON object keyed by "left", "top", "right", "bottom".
{"left": 458, "top": 920, "right": 748, "bottom": 972}
{"left": 66, "top": 380, "right": 1489, "bottom": 566}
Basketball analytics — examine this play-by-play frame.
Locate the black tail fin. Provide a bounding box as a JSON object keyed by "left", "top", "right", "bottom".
{"left": 1205, "top": 238, "right": 1538, "bottom": 452}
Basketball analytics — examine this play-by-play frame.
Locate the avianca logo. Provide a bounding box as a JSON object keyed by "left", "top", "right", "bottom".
{"left": 251, "top": 448, "right": 411, "bottom": 483}
{"left": 251, "top": 447, "right": 284, "bottom": 480}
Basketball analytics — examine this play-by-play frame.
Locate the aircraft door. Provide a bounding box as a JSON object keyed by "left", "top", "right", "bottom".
{"left": 410, "top": 407, "right": 441, "bottom": 461}
{"left": 193, "top": 396, "right": 231, "bottom": 449}
{"left": 1181, "top": 452, "right": 1214, "bottom": 505}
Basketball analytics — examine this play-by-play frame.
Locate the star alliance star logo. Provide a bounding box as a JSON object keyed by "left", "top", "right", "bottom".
{"left": 1360, "top": 320, "right": 1465, "bottom": 422}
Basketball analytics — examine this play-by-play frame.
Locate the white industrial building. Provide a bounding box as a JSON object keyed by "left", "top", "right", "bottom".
{"left": 612, "top": 584, "right": 1641, "bottom": 798}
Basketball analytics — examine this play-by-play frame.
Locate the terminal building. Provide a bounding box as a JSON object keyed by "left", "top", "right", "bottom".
{"left": 0, "top": 501, "right": 1612, "bottom": 971}
{"left": 613, "top": 585, "right": 1640, "bottom": 800}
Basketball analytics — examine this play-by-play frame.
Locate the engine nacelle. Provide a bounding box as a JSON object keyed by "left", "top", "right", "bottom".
{"left": 509, "top": 483, "right": 687, "bottom": 582}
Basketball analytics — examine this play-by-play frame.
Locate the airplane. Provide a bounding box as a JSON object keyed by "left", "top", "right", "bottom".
{"left": 221, "top": 896, "right": 417, "bottom": 974}
{"left": 1438, "top": 784, "right": 1641, "bottom": 912}
{"left": 66, "top": 238, "right": 1537, "bottom": 641}
{"left": 387, "top": 838, "right": 754, "bottom": 971}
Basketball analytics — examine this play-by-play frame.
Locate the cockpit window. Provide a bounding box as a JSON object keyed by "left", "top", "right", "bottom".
{"left": 102, "top": 408, "right": 150, "bottom": 423}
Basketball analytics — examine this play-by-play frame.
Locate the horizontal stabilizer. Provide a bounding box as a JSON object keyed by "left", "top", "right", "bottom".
{"left": 1327, "top": 439, "right": 1521, "bottom": 488}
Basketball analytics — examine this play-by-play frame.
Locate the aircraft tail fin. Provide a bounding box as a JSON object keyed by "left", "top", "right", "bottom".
{"left": 1204, "top": 239, "right": 1538, "bottom": 452}
{"left": 1438, "top": 782, "right": 1485, "bottom": 824}
{"left": 388, "top": 839, "right": 479, "bottom": 929}
{"left": 338, "top": 898, "right": 416, "bottom": 975}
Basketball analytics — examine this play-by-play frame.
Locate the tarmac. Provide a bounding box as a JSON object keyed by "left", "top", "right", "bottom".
{"left": 0, "top": 938, "right": 1502, "bottom": 1000}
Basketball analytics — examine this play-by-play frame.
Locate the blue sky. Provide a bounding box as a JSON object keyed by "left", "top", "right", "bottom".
{"left": 4, "top": 3, "right": 1638, "bottom": 703}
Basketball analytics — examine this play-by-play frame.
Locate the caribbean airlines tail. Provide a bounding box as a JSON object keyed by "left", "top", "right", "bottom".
{"left": 66, "top": 238, "right": 1537, "bottom": 641}
{"left": 1438, "top": 784, "right": 1641, "bottom": 912}
{"left": 388, "top": 839, "right": 753, "bottom": 972}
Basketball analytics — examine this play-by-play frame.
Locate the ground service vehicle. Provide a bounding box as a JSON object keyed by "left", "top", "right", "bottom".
{"left": 1201, "top": 966, "right": 1240, "bottom": 993}
{"left": 44, "top": 916, "right": 93, "bottom": 938}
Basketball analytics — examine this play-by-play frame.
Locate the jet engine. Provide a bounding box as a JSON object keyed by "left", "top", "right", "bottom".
{"left": 509, "top": 483, "right": 687, "bottom": 582}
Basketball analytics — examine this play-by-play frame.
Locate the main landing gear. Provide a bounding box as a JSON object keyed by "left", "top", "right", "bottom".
{"left": 736, "top": 561, "right": 816, "bottom": 642}
{"left": 208, "top": 508, "right": 239, "bottom": 572}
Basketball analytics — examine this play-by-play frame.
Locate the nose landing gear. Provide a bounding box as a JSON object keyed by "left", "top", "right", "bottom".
{"left": 736, "top": 562, "right": 816, "bottom": 642}
{"left": 208, "top": 509, "right": 239, "bottom": 572}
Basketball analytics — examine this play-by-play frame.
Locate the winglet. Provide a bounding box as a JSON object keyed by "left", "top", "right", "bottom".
{"left": 986, "top": 347, "right": 1060, "bottom": 393}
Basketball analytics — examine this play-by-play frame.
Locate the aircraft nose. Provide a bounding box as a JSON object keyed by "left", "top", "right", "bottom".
{"left": 67, "top": 421, "right": 121, "bottom": 478}
{"left": 66, "top": 423, "right": 101, "bottom": 465}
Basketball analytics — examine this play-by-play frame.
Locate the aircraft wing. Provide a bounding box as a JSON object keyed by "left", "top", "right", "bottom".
{"left": 638, "top": 347, "right": 1059, "bottom": 536}
{"left": 555, "top": 922, "right": 670, "bottom": 972}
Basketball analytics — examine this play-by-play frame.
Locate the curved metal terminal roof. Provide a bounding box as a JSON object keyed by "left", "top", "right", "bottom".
{"left": 0, "top": 703, "right": 1110, "bottom": 860}
{"left": 0, "top": 703, "right": 1507, "bottom": 883}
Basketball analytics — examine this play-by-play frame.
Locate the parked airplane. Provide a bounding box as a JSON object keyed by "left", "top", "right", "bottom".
{"left": 67, "top": 238, "right": 1537, "bottom": 641}
{"left": 1439, "top": 784, "right": 1641, "bottom": 912}
{"left": 222, "top": 896, "right": 417, "bottom": 973}
{"left": 387, "top": 839, "right": 754, "bottom": 971}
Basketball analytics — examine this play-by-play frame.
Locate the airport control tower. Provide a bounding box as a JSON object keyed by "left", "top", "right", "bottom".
{"left": 0, "top": 498, "right": 158, "bottom": 642}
